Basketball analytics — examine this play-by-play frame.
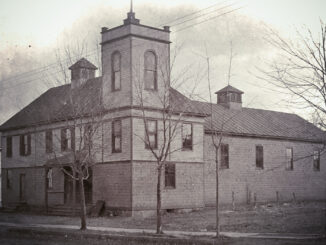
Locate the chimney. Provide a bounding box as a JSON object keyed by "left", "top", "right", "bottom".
{"left": 215, "top": 85, "right": 244, "bottom": 110}
{"left": 69, "top": 58, "right": 98, "bottom": 89}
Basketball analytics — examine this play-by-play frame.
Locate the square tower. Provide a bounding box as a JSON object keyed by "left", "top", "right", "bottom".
{"left": 101, "top": 11, "right": 171, "bottom": 109}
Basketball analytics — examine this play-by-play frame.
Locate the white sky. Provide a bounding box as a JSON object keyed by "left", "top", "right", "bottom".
{"left": 1, "top": 0, "right": 325, "bottom": 48}
{"left": 0, "top": 0, "right": 325, "bottom": 123}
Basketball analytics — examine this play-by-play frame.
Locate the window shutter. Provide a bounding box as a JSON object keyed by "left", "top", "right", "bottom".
{"left": 71, "top": 128, "right": 75, "bottom": 150}
{"left": 27, "top": 134, "right": 31, "bottom": 155}
{"left": 61, "top": 129, "right": 65, "bottom": 151}
{"left": 20, "top": 135, "right": 24, "bottom": 156}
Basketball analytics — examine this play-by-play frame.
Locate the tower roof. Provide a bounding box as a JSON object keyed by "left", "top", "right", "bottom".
{"left": 215, "top": 85, "right": 244, "bottom": 94}
{"left": 69, "top": 58, "right": 98, "bottom": 70}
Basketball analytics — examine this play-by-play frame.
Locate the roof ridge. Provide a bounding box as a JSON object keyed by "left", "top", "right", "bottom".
{"left": 191, "top": 99, "right": 298, "bottom": 116}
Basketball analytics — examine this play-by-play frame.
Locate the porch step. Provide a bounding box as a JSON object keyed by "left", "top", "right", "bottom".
{"left": 47, "top": 205, "right": 92, "bottom": 217}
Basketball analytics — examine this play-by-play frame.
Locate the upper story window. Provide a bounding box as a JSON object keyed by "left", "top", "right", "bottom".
{"left": 45, "top": 130, "right": 53, "bottom": 153}
{"left": 313, "top": 150, "right": 320, "bottom": 171}
{"left": 20, "top": 134, "right": 31, "bottom": 156}
{"left": 220, "top": 144, "right": 229, "bottom": 169}
{"left": 144, "top": 51, "right": 157, "bottom": 90}
{"left": 112, "top": 120, "right": 122, "bottom": 153}
{"left": 286, "top": 148, "right": 293, "bottom": 170}
{"left": 165, "top": 163, "right": 176, "bottom": 188}
{"left": 111, "top": 51, "right": 121, "bottom": 91}
{"left": 256, "top": 145, "right": 264, "bottom": 169}
{"left": 145, "top": 120, "right": 157, "bottom": 149}
{"left": 182, "top": 123, "right": 193, "bottom": 150}
{"left": 6, "top": 136, "right": 12, "bottom": 158}
{"left": 61, "top": 128, "right": 75, "bottom": 152}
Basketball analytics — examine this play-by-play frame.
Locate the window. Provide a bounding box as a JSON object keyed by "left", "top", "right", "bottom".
{"left": 61, "top": 128, "right": 75, "bottom": 152}
{"left": 84, "top": 124, "right": 93, "bottom": 149}
{"left": 218, "top": 93, "right": 226, "bottom": 103}
{"left": 220, "top": 144, "right": 229, "bottom": 169}
{"left": 256, "top": 145, "right": 264, "bottom": 169}
{"left": 47, "top": 168, "right": 53, "bottom": 189}
{"left": 231, "top": 93, "right": 236, "bottom": 102}
{"left": 145, "top": 120, "right": 157, "bottom": 149}
{"left": 112, "top": 120, "right": 122, "bottom": 153}
{"left": 71, "top": 69, "right": 79, "bottom": 80}
{"left": 182, "top": 123, "right": 193, "bottom": 150}
{"left": 20, "top": 134, "right": 31, "bottom": 156}
{"left": 112, "top": 51, "right": 121, "bottom": 91}
{"left": 236, "top": 94, "right": 242, "bottom": 103}
{"left": 6, "top": 169, "right": 12, "bottom": 189}
{"left": 313, "top": 150, "right": 320, "bottom": 171}
{"left": 6, "top": 136, "right": 12, "bottom": 158}
{"left": 45, "top": 130, "right": 53, "bottom": 153}
{"left": 286, "top": 148, "right": 293, "bottom": 170}
{"left": 144, "top": 51, "right": 157, "bottom": 90}
{"left": 165, "top": 164, "right": 176, "bottom": 188}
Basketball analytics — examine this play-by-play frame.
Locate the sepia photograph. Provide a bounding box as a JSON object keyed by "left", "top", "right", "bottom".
{"left": 0, "top": 0, "right": 325, "bottom": 244}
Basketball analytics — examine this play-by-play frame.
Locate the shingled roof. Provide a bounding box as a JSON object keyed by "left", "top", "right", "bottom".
{"left": 0, "top": 77, "right": 103, "bottom": 131}
{"left": 215, "top": 85, "right": 244, "bottom": 94}
{"left": 191, "top": 100, "right": 324, "bottom": 143}
{"left": 69, "top": 58, "right": 98, "bottom": 70}
{"left": 0, "top": 78, "right": 324, "bottom": 143}
{"left": 0, "top": 77, "right": 203, "bottom": 131}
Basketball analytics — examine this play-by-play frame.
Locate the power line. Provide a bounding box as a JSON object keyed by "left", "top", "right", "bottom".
{"left": 2, "top": 2, "right": 235, "bottom": 85}
{"left": 159, "top": 0, "right": 230, "bottom": 27}
{"left": 0, "top": 1, "right": 242, "bottom": 91}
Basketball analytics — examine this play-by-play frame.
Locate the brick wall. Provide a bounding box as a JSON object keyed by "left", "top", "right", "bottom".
{"left": 1, "top": 167, "right": 46, "bottom": 207}
{"left": 131, "top": 37, "right": 169, "bottom": 109}
{"left": 93, "top": 162, "right": 132, "bottom": 210}
{"left": 204, "top": 134, "right": 326, "bottom": 206}
{"left": 102, "top": 38, "right": 132, "bottom": 109}
{"left": 132, "top": 114, "right": 204, "bottom": 163}
{"left": 132, "top": 161, "right": 205, "bottom": 211}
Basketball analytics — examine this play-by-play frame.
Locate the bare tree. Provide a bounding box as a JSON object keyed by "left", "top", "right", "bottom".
{"left": 133, "top": 48, "right": 202, "bottom": 234}
{"left": 45, "top": 80, "right": 103, "bottom": 230}
{"left": 196, "top": 42, "right": 238, "bottom": 238}
{"left": 258, "top": 21, "right": 326, "bottom": 130}
{"left": 42, "top": 42, "right": 103, "bottom": 230}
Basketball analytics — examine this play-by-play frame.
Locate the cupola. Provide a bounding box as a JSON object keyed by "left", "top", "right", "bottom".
{"left": 215, "top": 85, "right": 243, "bottom": 110}
{"left": 69, "top": 58, "right": 97, "bottom": 89}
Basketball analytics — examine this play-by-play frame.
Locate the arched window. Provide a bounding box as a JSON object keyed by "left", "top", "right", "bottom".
{"left": 111, "top": 51, "right": 121, "bottom": 91}
{"left": 144, "top": 51, "right": 157, "bottom": 90}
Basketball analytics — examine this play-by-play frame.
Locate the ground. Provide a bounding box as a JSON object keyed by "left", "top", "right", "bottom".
{"left": 0, "top": 201, "right": 325, "bottom": 234}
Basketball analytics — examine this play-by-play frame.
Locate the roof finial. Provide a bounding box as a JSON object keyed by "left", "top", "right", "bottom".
{"left": 124, "top": 0, "right": 139, "bottom": 25}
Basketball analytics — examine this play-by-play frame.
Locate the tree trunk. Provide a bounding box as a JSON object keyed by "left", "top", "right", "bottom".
{"left": 156, "top": 163, "right": 163, "bottom": 234}
{"left": 215, "top": 149, "right": 220, "bottom": 238}
{"left": 79, "top": 177, "right": 87, "bottom": 230}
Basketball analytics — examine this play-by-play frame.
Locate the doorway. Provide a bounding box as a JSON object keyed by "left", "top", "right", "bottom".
{"left": 19, "top": 174, "right": 26, "bottom": 202}
{"left": 64, "top": 167, "right": 93, "bottom": 205}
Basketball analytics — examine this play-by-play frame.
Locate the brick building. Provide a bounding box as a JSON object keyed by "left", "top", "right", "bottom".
{"left": 0, "top": 10, "right": 325, "bottom": 216}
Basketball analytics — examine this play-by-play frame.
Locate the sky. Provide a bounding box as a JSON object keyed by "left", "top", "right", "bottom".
{"left": 0, "top": 0, "right": 326, "bottom": 124}
{"left": 1, "top": 0, "right": 325, "bottom": 48}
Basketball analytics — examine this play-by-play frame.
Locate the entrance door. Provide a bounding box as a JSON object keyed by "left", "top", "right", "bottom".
{"left": 64, "top": 167, "right": 74, "bottom": 204}
{"left": 64, "top": 167, "right": 93, "bottom": 205}
{"left": 19, "top": 174, "right": 26, "bottom": 202}
{"left": 76, "top": 168, "right": 93, "bottom": 205}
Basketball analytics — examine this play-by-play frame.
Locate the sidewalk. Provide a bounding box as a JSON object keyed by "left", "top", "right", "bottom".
{"left": 0, "top": 221, "right": 324, "bottom": 241}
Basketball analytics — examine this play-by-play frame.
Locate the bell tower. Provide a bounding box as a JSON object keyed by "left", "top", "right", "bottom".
{"left": 101, "top": 4, "right": 171, "bottom": 109}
